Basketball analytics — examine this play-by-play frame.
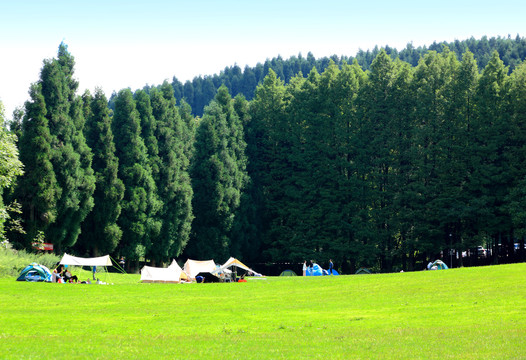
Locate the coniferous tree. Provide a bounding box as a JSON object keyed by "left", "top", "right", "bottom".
{"left": 77, "top": 89, "right": 124, "bottom": 256}
{"left": 16, "top": 43, "right": 95, "bottom": 252}
{"left": 355, "top": 50, "right": 401, "bottom": 271}
{"left": 248, "top": 70, "right": 292, "bottom": 262}
{"left": 229, "top": 94, "right": 259, "bottom": 260}
{"left": 470, "top": 51, "right": 512, "bottom": 257}
{"left": 112, "top": 88, "right": 162, "bottom": 265}
{"left": 507, "top": 62, "right": 526, "bottom": 260}
{"left": 13, "top": 84, "right": 58, "bottom": 247}
{"left": 186, "top": 86, "right": 248, "bottom": 261}
{"left": 148, "top": 82, "right": 193, "bottom": 264}
{"left": 135, "top": 90, "right": 160, "bottom": 182}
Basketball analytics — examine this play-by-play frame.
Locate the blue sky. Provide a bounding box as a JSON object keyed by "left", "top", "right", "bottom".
{"left": 1, "top": 0, "right": 525, "bottom": 116}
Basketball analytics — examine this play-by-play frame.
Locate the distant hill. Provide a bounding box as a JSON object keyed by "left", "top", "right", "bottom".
{"left": 131, "top": 35, "right": 526, "bottom": 116}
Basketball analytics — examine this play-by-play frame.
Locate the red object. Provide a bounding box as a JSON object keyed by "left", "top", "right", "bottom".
{"left": 31, "top": 243, "right": 53, "bottom": 251}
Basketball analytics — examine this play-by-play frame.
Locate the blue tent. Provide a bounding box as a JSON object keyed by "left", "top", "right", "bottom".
{"left": 306, "top": 263, "right": 323, "bottom": 276}
{"left": 16, "top": 263, "right": 52, "bottom": 282}
{"left": 306, "top": 264, "right": 339, "bottom": 276}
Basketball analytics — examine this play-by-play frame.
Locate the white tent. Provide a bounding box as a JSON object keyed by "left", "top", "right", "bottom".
{"left": 140, "top": 260, "right": 188, "bottom": 283}
{"left": 59, "top": 253, "right": 112, "bottom": 267}
{"left": 168, "top": 259, "right": 188, "bottom": 280}
{"left": 183, "top": 259, "right": 216, "bottom": 279}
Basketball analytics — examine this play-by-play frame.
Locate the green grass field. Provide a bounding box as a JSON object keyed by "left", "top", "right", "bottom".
{"left": 0, "top": 263, "right": 524, "bottom": 359}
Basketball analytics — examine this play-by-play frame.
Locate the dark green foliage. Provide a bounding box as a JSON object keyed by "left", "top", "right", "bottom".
{"left": 169, "top": 35, "right": 526, "bottom": 117}
{"left": 147, "top": 82, "right": 193, "bottom": 264}
{"left": 14, "top": 43, "right": 95, "bottom": 252}
{"left": 77, "top": 89, "right": 124, "bottom": 256}
{"left": 14, "top": 84, "right": 58, "bottom": 246}
{"left": 42, "top": 44, "right": 96, "bottom": 252}
{"left": 112, "top": 89, "right": 162, "bottom": 262}
{"left": 186, "top": 86, "right": 248, "bottom": 261}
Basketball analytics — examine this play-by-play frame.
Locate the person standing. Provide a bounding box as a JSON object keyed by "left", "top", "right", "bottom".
{"left": 302, "top": 261, "right": 307, "bottom": 276}
{"left": 328, "top": 259, "right": 334, "bottom": 275}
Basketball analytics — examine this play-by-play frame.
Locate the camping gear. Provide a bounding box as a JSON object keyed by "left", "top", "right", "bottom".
{"left": 355, "top": 268, "right": 372, "bottom": 275}
{"left": 16, "top": 263, "right": 52, "bottom": 282}
{"left": 279, "top": 269, "right": 297, "bottom": 276}
{"left": 306, "top": 263, "right": 324, "bottom": 276}
{"left": 59, "top": 253, "right": 114, "bottom": 283}
{"left": 430, "top": 260, "right": 449, "bottom": 270}
{"left": 141, "top": 266, "right": 181, "bottom": 283}
{"left": 183, "top": 259, "right": 217, "bottom": 279}
{"left": 219, "top": 257, "right": 262, "bottom": 277}
{"left": 140, "top": 260, "right": 188, "bottom": 283}
{"left": 59, "top": 253, "right": 112, "bottom": 267}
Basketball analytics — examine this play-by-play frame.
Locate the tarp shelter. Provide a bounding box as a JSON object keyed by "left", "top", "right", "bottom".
{"left": 59, "top": 253, "right": 114, "bottom": 283}
{"left": 279, "top": 269, "right": 297, "bottom": 276}
{"left": 59, "top": 253, "right": 112, "bottom": 267}
{"left": 220, "top": 257, "right": 253, "bottom": 272}
{"left": 183, "top": 259, "right": 216, "bottom": 279}
{"left": 431, "top": 260, "right": 449, "bottom": 270}
{"left": 219, "top": 257, "right": 262, "bottom": 276}
{"left": 16, "top": 263, "right": 52, "bottom": 282}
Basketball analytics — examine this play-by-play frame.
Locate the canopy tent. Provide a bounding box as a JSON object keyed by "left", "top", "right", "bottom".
{"left": 430, "top": 260, "right": 449, "bottom": 270}
{"left": 16, "top": 263, "right": 52, "bottom": 282}
{"left": 219, "top": 257, "right": 260, "bottom": 274}
{"left": 59, "top": 253, "right": 112, "bottom": 267}
{"left": 183, "top": 259, "right": 216, "bottom": 279}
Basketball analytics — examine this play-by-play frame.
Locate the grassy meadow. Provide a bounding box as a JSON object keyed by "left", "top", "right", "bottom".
{"left": 0, "top": 263, "right": 524, "bottom": 359}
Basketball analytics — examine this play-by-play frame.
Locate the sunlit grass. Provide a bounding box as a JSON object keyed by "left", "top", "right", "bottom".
{"left": 0, "top": 263, "right": 524, "bottom": 359}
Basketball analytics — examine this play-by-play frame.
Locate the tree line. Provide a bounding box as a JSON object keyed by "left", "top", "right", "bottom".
{"left": 4, "top": 40, "right": 526, "bottom": 273}
{"left": 126, "top": 35, "right": 526, "bottom": 117}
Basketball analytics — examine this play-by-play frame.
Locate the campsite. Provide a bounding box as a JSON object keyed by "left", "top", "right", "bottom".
{"left": 1, "top": 262, "right": 524, "bottom": 359}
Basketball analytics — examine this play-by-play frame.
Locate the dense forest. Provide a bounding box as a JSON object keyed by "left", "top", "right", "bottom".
{"left": 3, "top": 35, "right": 526, "bottom": 274}
{"left": 124, "top": 35, "right": 526, "bottom": 117}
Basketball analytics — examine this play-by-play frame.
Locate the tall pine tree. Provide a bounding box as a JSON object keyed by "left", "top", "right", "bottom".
{"left": 77, "top": 89, "right": 124, "bottom": 256}
{"left": 112, "top": 88, "right": 162, "bottom": 265}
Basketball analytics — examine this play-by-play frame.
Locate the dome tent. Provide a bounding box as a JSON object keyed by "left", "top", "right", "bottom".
{"left": 16, "top": 263, "right": 52, "bottom": 282}
{"left": 279, "top": 269, "right": 297, "bottom": 276}
{"left": 430, "top": 260, "right": 449, "bottom": 270}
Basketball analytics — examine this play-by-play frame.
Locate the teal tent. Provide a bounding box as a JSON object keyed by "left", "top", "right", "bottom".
{"left": 430, "top": 260, "right": 448, "bottom": 270}
{"left": 16, "top": 263, "right": 52, "bottom": 282}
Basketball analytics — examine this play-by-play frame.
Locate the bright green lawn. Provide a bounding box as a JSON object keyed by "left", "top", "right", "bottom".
{"left": 0, "top": 263, "right": 524, "bottom": 359}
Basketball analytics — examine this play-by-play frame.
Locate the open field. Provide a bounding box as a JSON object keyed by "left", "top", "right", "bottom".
{"left": 0, "top": 263, "right": 525, "bottom": 359}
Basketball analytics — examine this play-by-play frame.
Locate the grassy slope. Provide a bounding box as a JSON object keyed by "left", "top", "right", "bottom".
{"left": 0, "top": 263, "right": 524, "bottom": 359}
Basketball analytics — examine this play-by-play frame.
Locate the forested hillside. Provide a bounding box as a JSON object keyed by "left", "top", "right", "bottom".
{"left": 6, "top": 37, "right": 526, "bottom": 273}
{"left": 142, "top": 35, "right": 526, "bottom": 117}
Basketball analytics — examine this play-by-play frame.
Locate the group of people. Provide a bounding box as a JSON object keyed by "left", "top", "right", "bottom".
{"left": 52, "top": 264, "right": 93, "bottom": 284}
{"left": 302, "top": 259, "right": 334, "bottom": 276}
